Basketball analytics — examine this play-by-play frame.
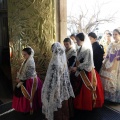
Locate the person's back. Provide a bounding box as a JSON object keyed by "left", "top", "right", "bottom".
{"left": 88, "top": 32, "right": 104, "bottom": 73}
{"left": 92, "top": 42, "right": 104, "bottom": 72}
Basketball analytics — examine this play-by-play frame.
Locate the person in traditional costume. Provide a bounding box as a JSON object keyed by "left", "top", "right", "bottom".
{"left": 99, "top": 30, "right": 112, "bottom": 57}
{"left": 70, "top": 33, "right": 104, "bottom": 111}
{"left": 41, "top": 42, "right": 74, "bottom": 120}
{"left": 64, "top": 37, "right": 77, "bottom": 88}
{"left": 12, "top": 47, "right": 42, "bottom": 114}
{"left": 88, "top": 32, "right": 104, "bottom": 73}
{"left": 64, "top": 38, "right": 77, "bottom": 69}
{"left": 63, "top": 38, "right": 77, "bottom": 119}
{"left": 100, "top": 28, "right": 120, "bottom": 103}
{"left": 70, "top": 34, "right": 79, "bottom": 51}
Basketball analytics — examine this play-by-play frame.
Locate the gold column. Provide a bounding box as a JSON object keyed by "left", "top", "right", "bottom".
{"left": 8, "top": 0, "right": 56, "bottom": 85}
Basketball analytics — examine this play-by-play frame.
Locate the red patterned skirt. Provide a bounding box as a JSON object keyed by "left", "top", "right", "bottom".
{"left": 71, "top": 70, "right": 104, "bottom": 110}
{"left": 12, "top": 77, "right": 42, "bottom": 112}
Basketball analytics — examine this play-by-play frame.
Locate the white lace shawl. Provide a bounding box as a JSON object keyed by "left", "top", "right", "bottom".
{"left": 17, "top": 47, "right": 37, "bottom": 80}
{"left": 66, "top": 47, "right": 77, "bottom": 60}
{"left": 41, "top": 42, "right": 75, "bottom": 120}
{"left": 75, "top": 34, "right": 95, "bottom": 76}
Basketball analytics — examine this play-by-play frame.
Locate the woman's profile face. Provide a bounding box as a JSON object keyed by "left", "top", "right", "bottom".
{"left": 76, "top": 37, "right": 82, "bottom": 46}
{"left": 22, "top": 51, "right": 30, "bottom": 59}
{"left": 113, "top": 31, "right": 120, "bottom": 42}
{"left": 64, "top": 42, "right": 71, "bottom": 50}
{"left": 105, "top": 34, "right": 111, "bottom": 41}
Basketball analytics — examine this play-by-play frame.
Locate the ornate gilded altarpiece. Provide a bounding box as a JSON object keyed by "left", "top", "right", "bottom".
{"left": 8, "top": 0, "right": 56, "bottom": 86}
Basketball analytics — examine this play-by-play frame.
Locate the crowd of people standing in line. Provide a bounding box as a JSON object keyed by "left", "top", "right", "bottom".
{"left": 11, "top": 28, "right": 120, "bottom": 120}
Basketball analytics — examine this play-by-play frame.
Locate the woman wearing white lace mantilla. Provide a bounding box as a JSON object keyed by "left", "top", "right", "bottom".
{"left": 100, "top": 28, "right": 120, "bottom": 103}
{"left": 12, "top": 47, "right": 42, "bottom": 113}
{"left": 70, "top": 33, "right": 104, "bottom": 111}
{"left": 41, "top": 42, "right": 74, "bottom": 120}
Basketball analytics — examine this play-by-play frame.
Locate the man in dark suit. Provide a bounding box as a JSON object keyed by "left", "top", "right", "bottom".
{"left": 88, "top": 32, "right": 104, "bottom": 73}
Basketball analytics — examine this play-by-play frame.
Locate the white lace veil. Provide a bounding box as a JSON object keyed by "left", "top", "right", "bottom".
{"left": 83, "top": 34, "right": 94, "bottom": 69}
{"left": 77, "top": 33, "right": 95, "bottom": 72}
{"left": 17, "top": 46, "right": 36, "bottom": 80}
{"left": 22, "top": 46, "right": 35, "bottom": 67}
{"left": 27, "top": 46, "right": 34, "bottom": 57}
{"left": 41, "top": 42, "right": 74, "bottom": 120}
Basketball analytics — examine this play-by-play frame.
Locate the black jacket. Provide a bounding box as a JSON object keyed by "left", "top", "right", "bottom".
{"left": 92, "top": 42, "right": 104, "bottom": 73}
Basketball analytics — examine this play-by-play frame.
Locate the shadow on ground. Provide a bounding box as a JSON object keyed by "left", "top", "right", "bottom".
{"left": 0, "top": 109, "right": 45, "bottom": 120}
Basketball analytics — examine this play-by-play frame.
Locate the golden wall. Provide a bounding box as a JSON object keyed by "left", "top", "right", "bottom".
{"left": 8, "top": 0, "right": 56, "bottom": 85}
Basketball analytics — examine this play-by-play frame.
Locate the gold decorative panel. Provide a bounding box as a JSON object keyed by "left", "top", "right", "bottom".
{"left": 8, "top": 0, "right": 56, "bottom": 86}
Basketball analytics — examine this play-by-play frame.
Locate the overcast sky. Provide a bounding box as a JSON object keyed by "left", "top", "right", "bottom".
{"left": 67, "top": 0, "right": 120, "bottom": 33}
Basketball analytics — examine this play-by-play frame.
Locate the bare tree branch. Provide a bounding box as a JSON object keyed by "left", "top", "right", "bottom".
{"left": 67, "top": 1, "right": 116, "bottom": 33}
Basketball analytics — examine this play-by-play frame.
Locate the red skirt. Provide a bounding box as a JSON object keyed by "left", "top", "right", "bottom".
{"left": 12, "top": 77, "right": 42, "bottom": 112}
{"left": 74, "top": 70, "right": 104, "bottom": 110}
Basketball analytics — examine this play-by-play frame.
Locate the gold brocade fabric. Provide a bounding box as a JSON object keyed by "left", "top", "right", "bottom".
{"left": 8, "top": 0, "right": 56, "bottom": 84}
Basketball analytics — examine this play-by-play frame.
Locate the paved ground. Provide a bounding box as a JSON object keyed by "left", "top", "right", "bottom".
{"left": 0, "top": 106, "right": 120, "bottom": 120}
{"left": 105, "top": 101, "right": 120, "bottom": 112}
{"left": 0, "top": 100, "right": 120, "bottom": 120}
{"left": 0, "top": 109, "right": 44, "bottom": 120}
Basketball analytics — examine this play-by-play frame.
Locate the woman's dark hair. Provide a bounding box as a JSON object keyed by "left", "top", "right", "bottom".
{"left": 76, "top": 33, "right": 85, "bottom": 41}
{"left": 88, "top": 32, "right": 97, "bottom": 39}
{"left": 114, "top": 28, "right": 120, "bottom": 35}
{"left": 63, "top": 38, "right": 71, "bottom": 44}
{"left": 22, "top": 48, "right": 31, "bottom": 55}
{"left": 70, "top": 34, "right": 76, "bottom": 37}
{"left": 104, "top": 30, "right": 110, "bottom": 34}
{"left": 107, "top": 33, "right": 112, "bottom": 36}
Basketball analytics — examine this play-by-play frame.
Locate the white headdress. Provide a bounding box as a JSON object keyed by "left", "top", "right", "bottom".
{"left": 83, "top": 34, "right": 94, "bottom": 69}
{"left": 16, "top": 46, "right": 36, "bottom": 88}
{"left": 27, "top": 46, "right": 34, "bottom": 57}
{"left": 76, "top": 33, "right": 94, "bottom": 73}
{"left": 41, "top": 42, "right": 74, "bottom": 120}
